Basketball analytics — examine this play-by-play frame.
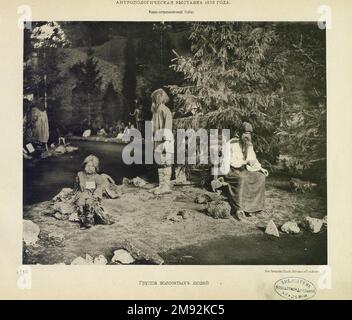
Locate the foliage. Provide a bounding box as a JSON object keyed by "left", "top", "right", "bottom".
{"left": 122, "top": 38, "right": 137, "bottom": 118}
{"left": 135, "top": 22, "right": 187, "bottom": 119}
{"left": 169, "top": 22, "right": 286, "bottom": 160}
{"left": 169, "top": 22, "right": 326, "bottom": 172}
{"left": 70, "top": 50, "right": 103, "bottom": 128}
{"left": 24, "top": 22, "right": 70, "bottom": 142}
{"left": 102, "top": 81, "right": 123, "bottom": 125}
{"left": 274, "top": 23, "right": 326, "bottom": 172}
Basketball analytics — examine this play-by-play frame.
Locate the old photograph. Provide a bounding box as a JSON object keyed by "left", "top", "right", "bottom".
{"left": 22, "top": 21, "right": 327, "bottom": 266}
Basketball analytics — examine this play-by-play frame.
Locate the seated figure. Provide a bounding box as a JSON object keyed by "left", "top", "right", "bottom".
{"left": 74, "top": 155, "right": 115, "bottom": 229}
{"left": 219, "top": 122, "right": 268, "bottom": 221}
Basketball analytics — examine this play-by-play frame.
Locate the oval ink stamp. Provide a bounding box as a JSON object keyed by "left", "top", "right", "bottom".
{"left": 274, "top": 277, "right": 316, "bottom": 300}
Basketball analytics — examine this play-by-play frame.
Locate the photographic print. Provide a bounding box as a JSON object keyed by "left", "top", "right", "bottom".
{"left": 21, "top": 20, "right": 327, "bottom": 267}
{"left": 22, "top": 21, "right": 327, "bottom": 266}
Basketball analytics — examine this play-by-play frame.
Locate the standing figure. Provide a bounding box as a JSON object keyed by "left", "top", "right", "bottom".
{"left": 28, "top": 100, "right": 50, "bottom": 151}
{"left": 130, "top": 100, "right": 143, "bottom": 132}
{"left": 150, "top": 88, "right": 173, "bottom": 195}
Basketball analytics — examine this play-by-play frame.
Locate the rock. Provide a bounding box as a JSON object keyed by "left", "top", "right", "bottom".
{"left": 322, "top": 216, "right": 327, "bottom": 227}
{"left": 71, "top": 256, "right": 87, "bottom": 265}
{"left": 54, "top": 263, "right": 66, "bottom": 265}
{"left": 94, "top": 255, "right": 108, "bottom": 265}
{"left": 195, "top": 194, "right": 212, "bottom": 204}
{"left": 53, "top": 188, "right": 74, "bottom": 201}
{"left": 53, "top": 188, "right": 73, "bottom": 201}
{"left": 111, "top": 249, "right": 135, "bottom": 264}
{"left": 177, "top": 209, "right": 190, "bottom": 220}
{"left": 85, "top": 254, "right": 94, "bottom": 264}
{"left": 53, "top": 202, "right": 75, "bottom": 215}
{"left": 172, "top": 166, "right": 189, "bottom": 185}
{"left": 211, "top": 177, "right": 228, "bottom": 193}
{"left": 120, "top": 239, "right": 164, "bottom": 265}
{"left": 166, "top": 212, "right": 183, "bottom": 222}
{"left": 54, "top": 212, "right": 63, "bottom": 220}
{"left": 281, "top": 221, "right": 300, "bottom": 234}
{"left": 303, "top": 216, "right": 323, "bottom": 233}
{"left": 71, "top": 254, "right": 95, "bottom": 265}
{"left": 68, "top": 212, "right": 80, "bottom": 222}
{"left": 65, "top": 145, "right": 78, "bottom": 153}
{"left": 97, "top": 128, "right": 107, "bottom": 137}
{"left": 47, "top": 232, "right": 65, "bottom": 246}
{"left": 23, "top": 220, "right": 40, "bottom": 246}
{"left": 82, "top": 129, "right": 91, "bottom": 138}
{"left": 122, "top": 177, "right": 131, "bottom": 186}
{"left": 206, "top": 200, "right": 231, "bottom": 219}
{"left": 55, "top": 145, "right": 66, "bottom": 154}
{"left": 265, "top": 220, "right": 280, "bottom": 237}
{"left": 132, "top": 177, "right": 147, "bottom": 187}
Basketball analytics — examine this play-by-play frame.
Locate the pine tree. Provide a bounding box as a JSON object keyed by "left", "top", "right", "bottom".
{"left": 24, "top": 22, "right": 70, "bottom": 142}
{"left": 169, "top": 22, "right": 286, "bottom": 159}
{"left": 70, "top": 49, "right": 103, "bottom": 128}
{"left": 122, "top": 38, "right": 137, "bottom": 119}
{"left": 102, "top": 81, "right": 122, "bottom": 125}
{"left": 274, "top": 23, "right": 326, "bottom": 174}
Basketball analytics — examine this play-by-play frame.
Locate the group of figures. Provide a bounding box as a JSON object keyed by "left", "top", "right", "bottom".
{"left": 147, "top": 88, "right": 268, "bottom": 221}
{"left": 72, "top": 88, "right": 269, "bottom": 229}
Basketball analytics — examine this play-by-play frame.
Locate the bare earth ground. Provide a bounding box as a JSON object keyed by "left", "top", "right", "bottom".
{"left": 23, "top": 176, "right": 327, "bottom": 265}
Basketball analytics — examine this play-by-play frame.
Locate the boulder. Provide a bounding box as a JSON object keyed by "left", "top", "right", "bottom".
{"left": 206, "top": 200, "right": 231, "bottom": 219}
{"left": 195, "top": 194, "right": 212, "bottom": 204}
{"left": 68, "top": 212, "right": 80, "bottom": 222}
{"left": 303, "top": 216, "right": 323, "bottom": 233}
{"left": 172, "top": 166, "right": 189, "bottom": 185}
{"left": 53, "top": 212, "right": 63, "bottom": 220}
{"left": 82, "top": 129, "right": 91, "bottom": 138}
{"left": 119, "top": 239, "right": 164, "bottom": 265}
{"left": 122, "top": 177, "right": 131, "bottom": 186}
{"left": 65, "top": 145, "right": 78, "bottom": 153}
{"left": 165, "top": 209, "right": 190, "bottom": 222}
{"left": 132, "top": 177, "right": 147, "bottom": 188}
{"left": 71, "top": 256, "right": 87, "bottom": 265}
{"left": 55, "top": 145, "right": 66, "bottom": 154}
{"left": 177, "top": 209, "right": 190, "bottom": 220}
{"left": 85, "top": 254, "right": 94, "bottom": 264}
{"left": 111, "top": 249, "right": 135, "bottom": 264}
{"left": 53, "top": 202, "right": 75, "bottom": 215}
{"left": 94, "top": 255, "right": 108, "bottom": 265}
{"left": 211, "top": 177, "right": 228, "bottom": 193}
{"left": 166, "top": 212, "right": 182, "bottom": 222}
{"left": 265, "top": 220, "right": 280, "bottom": 237}
{"left": 97, "top": 128, "right": 107, "bottom": 137}
{"left": 23, "top": 220, "right": 40, "bottom": 246}
{"left": 53, "top": 188, "right": 74, "bottom": 201}
{"left": 71, "top": 254, "right": 94, "bottom": 265}
{"left": 281, "top": 221, "right": 300, "bottom": 234}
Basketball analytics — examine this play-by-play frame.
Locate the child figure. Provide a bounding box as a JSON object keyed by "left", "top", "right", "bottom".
{"left": 75, "top": 155, "right": 113, "bottom": 229}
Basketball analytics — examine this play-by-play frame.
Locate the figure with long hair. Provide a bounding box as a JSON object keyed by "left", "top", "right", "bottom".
{"left": 150, "top": 88, "right": 173, "bottom": 195}
{"left": 220, "top": 122, "right": 268, "bottom": 221}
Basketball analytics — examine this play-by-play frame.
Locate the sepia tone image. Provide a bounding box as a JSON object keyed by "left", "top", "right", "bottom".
{"left": 22, "top": 21, "right": 327, "bottom": 266}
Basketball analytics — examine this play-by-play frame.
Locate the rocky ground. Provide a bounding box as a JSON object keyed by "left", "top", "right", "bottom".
{"left": 23, "top": 176, "right": 327, "bottom": 265}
